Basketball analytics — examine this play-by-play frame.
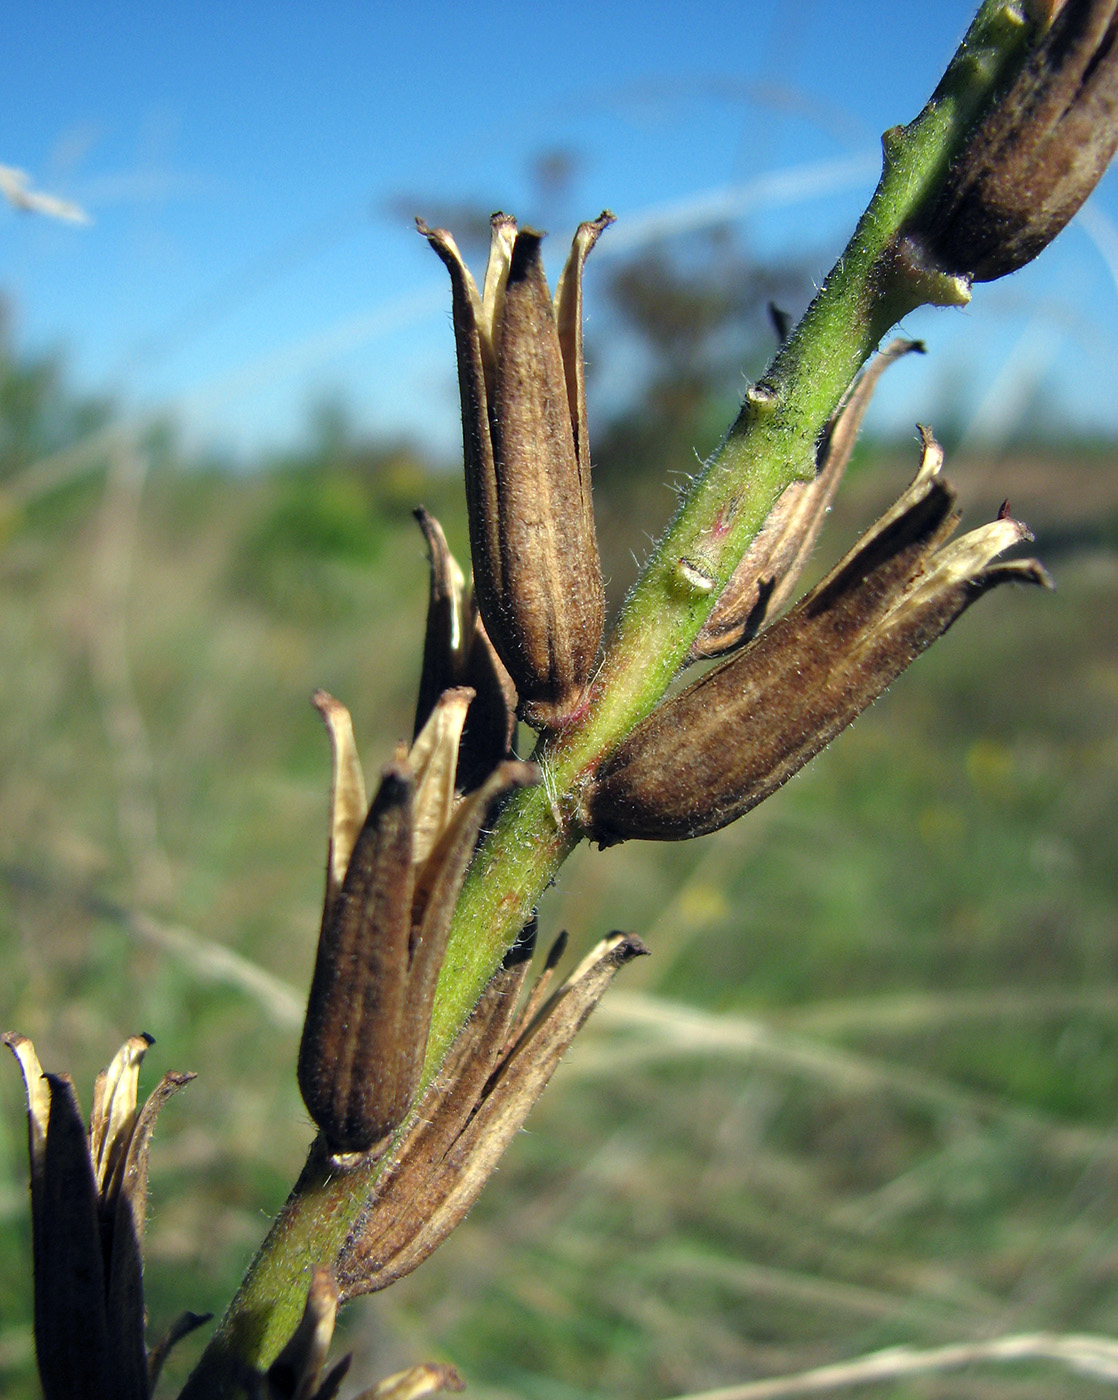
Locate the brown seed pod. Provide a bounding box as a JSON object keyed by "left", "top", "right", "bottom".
{"left": 420, "top": 212, "right": 612, "bottom": 731}
{"left": 3, "top": 1033, "right": 196, "bottom": 1400}
{"left": 298, "top": 689, "right": 537, "bottom": 1155}
{"left": 583, "top": 430, "right": 1050, "bottom": 845}
{"left": 335, "top": 930, "right": 647, "bottom": 1300}
{"left": 903, "top": 0, "right": 1118, "bottom": 282}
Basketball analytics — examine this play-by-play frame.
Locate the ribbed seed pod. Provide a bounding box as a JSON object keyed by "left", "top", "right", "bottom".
{"left": 901, "top": 0, "right": 1118, "bottom": 282}
{"left": 335, "top": 929, "right": 647, "bottom": 1301}
{"left": 420, "top": 212, "right": 612, "bottom": 731}
{"left": 298, "top": 689, "right": 537, "bottom": 1155}
{"left": 3, "top": 1033, "right": 196, "bottom": 1400}
{"left": 583, "top": 429, "right": 1050, "bottom": 845}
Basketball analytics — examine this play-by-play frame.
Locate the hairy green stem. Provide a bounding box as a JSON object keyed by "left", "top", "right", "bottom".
{"left": 425, "top": 0, "right": 1031, "bottom": 1078}
{"left": 180, "top": 4, "right": 1039, "bottom": 1392}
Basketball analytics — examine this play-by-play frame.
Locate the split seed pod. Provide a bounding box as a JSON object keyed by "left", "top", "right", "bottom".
{"left": 335, "top": 929, "right": 647, "bottom": 1299}
{"left": 420, "top": 212, "right": 613, "bottom": 731}
{"left": 265, "top": 1265, "right": 464, "bottom": 1400}
{"left": 584, "top": 429, "right": 1050, "bottom": 845}
{"left": 3, "top": 1033, "right": 197, "bottom": 1400}
{"left": 298, "top": 688, "right": 537, "bottom": 1155}
{"left": 693, "top": 338, "right": 924, "bottom": 659}
{"left": 413, "top": 507, "right": 517, "bottom": 793}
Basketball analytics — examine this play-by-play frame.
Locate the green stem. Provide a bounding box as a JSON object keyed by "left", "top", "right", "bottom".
{"left": 426, "top": 0, "right": 1032, "bottom": 1074}
{"left": 180, "top": 4, "right": 1040, "bottom": 1392}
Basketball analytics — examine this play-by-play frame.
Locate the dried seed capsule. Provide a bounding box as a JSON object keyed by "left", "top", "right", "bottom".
{"left": 335, "top": 930, "right": 647, "bottom": 1300}
{"left": 420, "top": 212, "right": 613, "bottom": 731}
{"left": 413, "top": 507, "right": 517, "bottom": 793}
{"left": 298, "top": 689, "right": 538, "bottom": 1155}
{"left": 903, "top": 0, "right": 1118, "bottom": 282}
{"left": 693, "top": 339, "right": 923, "bottom": 659}
{"left": 3, "top": 1033, "right": 194, "bottom": 1400}
{"left": 583, "top": 430, "right": 1050, "bottom": 845}
{"left": 298, "top": 762, "right": 418, "bottom": 1156}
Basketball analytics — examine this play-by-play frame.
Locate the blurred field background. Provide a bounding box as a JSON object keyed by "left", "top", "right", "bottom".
{"left": 6, "top": 5, "right": 1118, "bottom": 1387}
{"left": 2, "top": 224, "right": 1118, "bottom": 1400}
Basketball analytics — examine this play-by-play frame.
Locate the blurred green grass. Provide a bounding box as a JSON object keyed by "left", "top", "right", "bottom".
{"left": 1, "top": 444, "right": 1117, "bottom": 1399}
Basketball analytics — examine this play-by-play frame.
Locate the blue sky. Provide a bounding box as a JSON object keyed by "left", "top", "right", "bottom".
{"left": 6, "top": 0, "right": 1118, "bottom": 462}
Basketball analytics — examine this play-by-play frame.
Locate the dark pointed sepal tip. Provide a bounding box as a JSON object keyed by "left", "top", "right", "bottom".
{"left": 413, "top": 505, "right": 449, "bottom": 555}
{"left": 872, "top": 338, "right": 924, "bottom": 372}
{"left": 544, "top": 928, "right": 569, "bottom": 971}
{"left": 157, "top": 1309, "right": 212, "bottom": 1345}
{"left": 317, "top": 1355, "right": 353, "bottom": 1400}
{"left": 998, "top": 499, "right": 1012, "bottom": 520}
{"left": 767, "top": 302, "right": 792, "bottom": 344}
{"left": 147, "top": 1310, "right": 214, "bottom": 1393}
{"left": 607, "top": 932, "right": 650, "bottom": 965}
{"left": 507, "top": 227, "right": 547, "bottom": 281}
{"left": 502, "top": 915, "right": 539, "bottom": 969}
